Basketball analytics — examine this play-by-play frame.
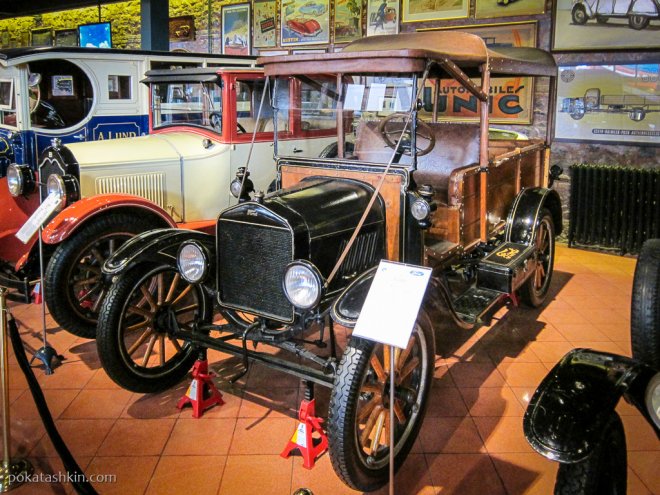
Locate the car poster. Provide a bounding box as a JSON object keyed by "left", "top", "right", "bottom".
{"left": 334, "top": 0, "right": 363, "bottom": 43}
{"left": 555, "top": 63, "right": 660, "bottom": 145}
{"left": 366, "top": 0, "right": 399, "bottom": 36}
{"left": 253, "top": 0, "right": 277, "bottom": 48}
{"left": 280, "top": 0, "right": 330, "bottom": 46}
{"left": 475, "top": 0, "right": 545, "bottom": 19}
{"left": 222, "top": 3, "right": 251, "bottom": 56}
{"left": 553, "top": 0, "right": 660, "bottom": 51}
{"left": 402, "top": 0, "right": 468, "bottom": 23}
{"left": 419, "top": 22, "right": 537, "bottom": 124}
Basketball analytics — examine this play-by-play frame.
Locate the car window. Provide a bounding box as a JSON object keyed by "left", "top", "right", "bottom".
{"left": 0, "top": 79, "right": 16, "bottom": 128}
{"left": 235, "top": 78, "right": 278, "bottom": 134}
{"left": 28, "top": 59, "right": 93, "bottom": 130}
{"left": 151, "top": 81, "right": 223, "bottom": 133}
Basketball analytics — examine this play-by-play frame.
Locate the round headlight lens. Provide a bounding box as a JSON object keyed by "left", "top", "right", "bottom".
{"left": 46, "top": 174, "right": 66, "bottom": 210}
{"left": 411, "top": 198, "right": 431, "bottom": 221}
{"left": 7, "top": 164, "right": 23, "bottom": 196}
{"left": 283, "top": 262, "right": 322, "bottom": 310}
{"left": 646, "top": 372, "right": 660, "bottom": 431}
{"left": 230, "top": 178, "right": 243, "bottom": 198}
{"left": 178, "top": 242, "right": 208, "bottom": 283}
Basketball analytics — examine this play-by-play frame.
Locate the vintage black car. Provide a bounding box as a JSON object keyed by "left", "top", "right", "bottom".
{"left": 95, "top": 32, "right": 561, "bottom": 491}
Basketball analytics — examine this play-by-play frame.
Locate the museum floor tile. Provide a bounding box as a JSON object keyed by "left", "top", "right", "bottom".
{"left": 4, "top": 244, "right": 658, "bottom": 495}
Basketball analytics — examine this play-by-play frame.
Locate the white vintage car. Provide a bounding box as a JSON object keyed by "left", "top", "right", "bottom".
{"left": 11, "top": 66, "right": 335, "bottom": 338}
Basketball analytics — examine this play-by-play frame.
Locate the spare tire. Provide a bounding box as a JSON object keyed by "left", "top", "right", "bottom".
{"left": 631, "top": 238, "right": 660, "bottom": 369}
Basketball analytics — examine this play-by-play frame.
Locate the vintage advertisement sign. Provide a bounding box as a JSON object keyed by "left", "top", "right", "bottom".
{"left": 334, "top": 0, "right": 363, "bottom": 43}
{"left": 366, "top": 0, "right": 399, "bottom": 36}
{"left": 420, "top": 22, "right": 537, "bottom": 124}
{"left": 475, "top": 0, "right": 545, "bottom": 19}
{"left": 281, "top": 0, "right": 330, "bottom": 45}
{"left": 555, "top": 63, "right": 660, "bottom": 145}
{"left": 253, "top": 0, "right": 277, "bottom": 48}
{"left": 402, "top": 0, "right": 468, "bottom": 23}
{"left": 222, "top": 3, "right": 251, "bottom": 56}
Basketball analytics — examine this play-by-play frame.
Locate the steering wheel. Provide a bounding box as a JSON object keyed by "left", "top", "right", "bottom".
{"left": 236, "top": 122, "right": 246, "bottom": 133}
{"left": 209, "top": 112, "right": 222, "bottom": 132}
{"left": 29, "top": 85, "right": 41, "bottom": 114}
{"left": 378, "top": 112, "right": 435, "bottom": 157}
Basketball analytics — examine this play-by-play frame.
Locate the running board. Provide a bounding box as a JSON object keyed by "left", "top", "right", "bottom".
{"left": 454, "top": 287, "right": 506, "bottom": 325}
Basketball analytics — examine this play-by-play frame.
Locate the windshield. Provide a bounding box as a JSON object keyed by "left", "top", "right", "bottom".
{"left": 151, "top": 81, "right": 222, "bottom": 132}
{"left": 273, "top": 74, "right": 415, "bottom": 163}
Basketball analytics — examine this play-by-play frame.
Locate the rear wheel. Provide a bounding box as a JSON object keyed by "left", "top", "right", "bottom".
{"left": 628, "top": 15, "right": 649, "bottom": 30}
{"left": 328, "top": 312, "right": 434, "bottom": 491}
{"left": 572, "top": 4, "right": 589, "bottom": 24}
{"left": 45, "top": 214, "right": 156, "bottom": 338}
{"left": 97, "top": 263, "right": 210, "bottom": 393}
{"left": 521, "top": 209, "right": 555, "bottom": 308}
{"left": 596, "top": 15, "right": 608, "bottom": 24}
{"left": 631, "top": 238, "right": 660, "bottom": 369}
{"left": 554, "top": 413, "right": 627, "bottom": 495}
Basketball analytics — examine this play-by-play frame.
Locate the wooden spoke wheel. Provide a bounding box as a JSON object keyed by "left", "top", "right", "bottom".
{"left": 328, "top": 313, "right": 434, "bottom": 491}
{"left": 97, "top": 263, "right": 211, "bottom": 393}
{"left": 521, "top": 208, "right": 555, "bottom": 307}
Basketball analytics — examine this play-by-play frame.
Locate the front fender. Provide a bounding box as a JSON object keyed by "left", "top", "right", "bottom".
{"left": 42, "top": 194, "right": 177, "bottom": 245}
{"left": 103, "top": 228, "right": 216, "bottom": 279}
{"left": 523, "top": 349, "right": 657, "bottom": 463}
{"left": 505, "top": 187, "right": 563, "bottom": 244}
{"left": 330, "top": 266, "right": 377, "bottom": 327}
{"left": 629, "top": 0, "right": 658, "bottom": 15}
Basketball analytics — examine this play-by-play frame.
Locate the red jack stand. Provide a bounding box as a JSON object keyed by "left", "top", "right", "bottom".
{"left": 177, "top": 359, "right": 224, "bottom": 418}
{"left": 281, "top": 399, "right": 328, "bottom": 469}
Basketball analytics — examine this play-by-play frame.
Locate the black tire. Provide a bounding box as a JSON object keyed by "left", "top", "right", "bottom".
{"left": 45, "top": 214, "right": 156, "bottom": 338}
{"left": 319, "top": 141, "right": 355, "bottom": 158}
{"left": 554, "top": 413, "right": 627, "bottom": 495}
{"left": 631, "top": 238, "right": 660, "bottom": 369}
{"left": 628, "top": 15, "right": 650, "bottom": 30}
{"left": 596, "top": 15, "right": 608, "bottom": 24}
{"left": 96, "top": 263, "right": 211, "bottom": 393}
{"left": 521, "top": 209, "right": 555, "bottom": 308}
{"left": 328, "top": 312, "right": 435, "bottom": 491}
{"left": 572, "top": 4, "right": 589, "bottom": 25}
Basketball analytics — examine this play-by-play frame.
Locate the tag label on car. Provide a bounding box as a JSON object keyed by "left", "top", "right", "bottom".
{"left": 15, "top": 193, "right": 61, "bottom": 244}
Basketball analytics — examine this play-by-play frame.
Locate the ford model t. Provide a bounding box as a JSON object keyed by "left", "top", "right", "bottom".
{"left": 95, "top": 32, "right": 561, "bottom": 491}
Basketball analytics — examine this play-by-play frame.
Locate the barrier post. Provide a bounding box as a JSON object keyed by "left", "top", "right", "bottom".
{"left": 0, "top": 287, "right": 33, "bottom": 491}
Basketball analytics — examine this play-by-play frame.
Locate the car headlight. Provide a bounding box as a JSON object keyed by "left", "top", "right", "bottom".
{"left": 230, "top": 177, "right": 243, "bottom": 198}
{"left": 178, "top": 242, "right": 209, "bottom": 284}
{"left": 646, "top": 372, "right": 660, "bottom": 431}
{"left": 411, "top": 198, "right": 431, "bottom": 221}
{"left": 283, "top": 261, "right": 322, "bottom": 310}
{"left": 46, "top": 174, "right": 79, "bottom": 211}
{"left": 7, "top": 164, "right": 35, "bottom": 197}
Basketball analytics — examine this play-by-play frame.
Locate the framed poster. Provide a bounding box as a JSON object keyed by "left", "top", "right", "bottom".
{"left": 402, "top": 0, "right": 468, "bottom": 23}
{"left": 258, "top": 49, "right": 288, "bottom": 56}
{"left": 51, "top": 76, "right": 75, "bottom": 97}
{"left": 169, "top": 15, "right": 195, "bottom": 42}
{"left": 555, "top": 63, "right": 660, "bottom": 145}
{"left": 281, "top": 0, "right": 330, "bottom": 45}
{"left": 222, "top": 3, "right": 251, "bottom": 56}
{"left": 367, "top": 0, "right": 399, "bottom": 36}
{"left": 334, "top": 0, "right": 363, "bottom": 43}
{"left": 54, "top": 29, "right": 78, "bottom": 47}
{"left": 475, "top": 0, "right": 544, "bottom": 19}
{"left": 31, "top": 28, "right": 53, "bottom": 47}
{"left": 419, "top": 22, "right": 537, "bottom": 124}
{"left": 253, "top": 0, "right": 277, "bottom": 48}
{"left": 553, "top": 0, "right": 660, "bottom": 51}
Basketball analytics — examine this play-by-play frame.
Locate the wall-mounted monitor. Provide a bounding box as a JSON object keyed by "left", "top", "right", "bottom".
{"left": 78, "top": 22, "right": 112, "bottom": 49}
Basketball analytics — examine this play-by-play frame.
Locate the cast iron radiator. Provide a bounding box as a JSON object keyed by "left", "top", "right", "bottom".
{"left": 569, "top": 164, "right": 660, "bottom": 254}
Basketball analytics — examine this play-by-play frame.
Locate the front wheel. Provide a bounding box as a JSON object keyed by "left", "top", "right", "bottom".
{"left": 572, "top": 4, "right": 589, "bottom": 25}
{"left": 45, "top": 214, "right": 156, "bottom": 338}
{"left": 631, "top": 238, "right": 660, "bottom": 369}
{"left": 628, "top": 15, "right": 650, "bottom": 30}
{"left": 554, "top": 413, "right": 627, "bottom": 495}
{"left": 96, "top": 263, "right": 211, "bottom": 393}
{"left": 328, "top": 312, "right": 435, "bottom": 491}
{"left": 520, "top": 209, "right": 555, "bottom": 308}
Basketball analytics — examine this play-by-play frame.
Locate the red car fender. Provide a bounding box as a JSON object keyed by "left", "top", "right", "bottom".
{"left": 41, "top": 194, "right": 178, "bottom": 245}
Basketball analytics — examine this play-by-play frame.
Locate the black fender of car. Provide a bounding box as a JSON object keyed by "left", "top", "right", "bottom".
{"left": 505, "top": 187, "right": 563, "bottom": 244}
{"left": 330, "top": 266, "right": 378, "bottom": 327}
{"left": 102, "top": 228, "right": 216, "bottom": 280}
{"left": 523, "top": 348, "right": 659, "bottom": 464}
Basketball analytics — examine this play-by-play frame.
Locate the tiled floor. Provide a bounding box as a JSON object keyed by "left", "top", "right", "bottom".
{"left": 4, "top": 244, "right": 659, "bottom": 494}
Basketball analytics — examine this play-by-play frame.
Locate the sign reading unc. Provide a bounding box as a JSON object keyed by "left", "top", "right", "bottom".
{"left": 92, "top": 122, "right": 141, "bottom": 140}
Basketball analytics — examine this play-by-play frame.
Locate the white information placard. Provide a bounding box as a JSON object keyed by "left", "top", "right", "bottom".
{"left": 15, "top": 193, "right": 60, "bottom": 244}
{"left": 352, "top": 260, "right": 432, "bottom": 349}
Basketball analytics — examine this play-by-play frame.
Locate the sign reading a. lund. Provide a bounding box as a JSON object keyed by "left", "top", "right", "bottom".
{"left": 92, "top": 122, "right": 141, "bottom": 140}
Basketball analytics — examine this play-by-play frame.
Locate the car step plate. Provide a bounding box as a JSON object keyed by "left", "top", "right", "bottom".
{"left": 454, "top": 287, "right": 505, "bottom": 324}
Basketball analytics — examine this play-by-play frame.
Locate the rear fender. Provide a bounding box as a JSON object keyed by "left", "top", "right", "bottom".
{"left": 102, "top": 228, "right": 216, "bottom": 280}
{"left": 505, "top": 187, "right": 563, "bottom": 244}
{"left": 523, "top": 348, "right": 657, "bottom": 463}
{"left": 41, "top": 194, "right": 177, "bottom": 245}
{"left": 629, "top": 0, "right": 657, "bottom": 15}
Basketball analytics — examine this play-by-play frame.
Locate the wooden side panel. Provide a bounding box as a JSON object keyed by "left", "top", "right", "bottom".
{"left": 281, "top": 165, "right": 402, "bottom": 260}
{"left": 487, "top": 162, "right": 517, "bottom": 227}
{"left": 519, "top": 150, "right": 542, "bottom": 189}
{"left": 462, "top": 172, "right": 481, "bottom": 246}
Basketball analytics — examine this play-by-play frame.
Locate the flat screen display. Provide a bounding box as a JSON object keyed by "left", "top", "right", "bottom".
{"left": 78, "top": 22, "right": 112, "bottom": 49}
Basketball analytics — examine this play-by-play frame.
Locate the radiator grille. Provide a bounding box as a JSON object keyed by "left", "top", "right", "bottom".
{"left": 95, "top": 172, "right": 165, "bottom": 208}
{"left": 217, "top": 220, "right": 293, "bottom": 321}
{"left": 569, "top": 164, "right": 660, "bottom": 254}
